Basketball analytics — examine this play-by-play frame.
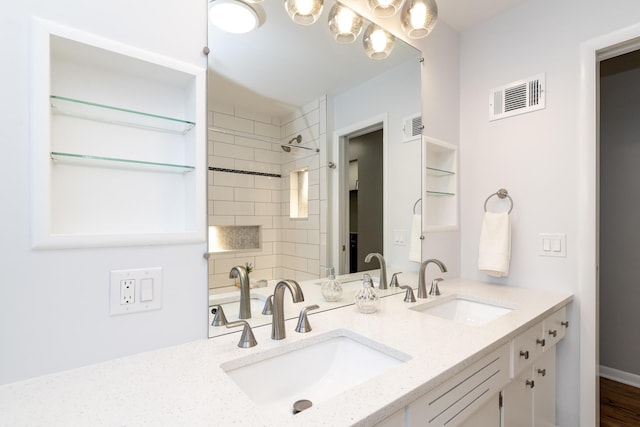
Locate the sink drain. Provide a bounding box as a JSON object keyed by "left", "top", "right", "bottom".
{"left": 293, "top": 399, "right": 312, "bottom": 414}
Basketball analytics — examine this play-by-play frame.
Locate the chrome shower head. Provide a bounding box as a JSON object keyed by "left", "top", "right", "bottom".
{"left": 281, "top": 145, "right": 291, "bottom": 152}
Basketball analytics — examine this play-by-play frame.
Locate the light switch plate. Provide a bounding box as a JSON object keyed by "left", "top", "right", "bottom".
{"left": 538, "top": 233, "right": 566, "bottom": 257}
{"left": 110, "top": 267, "right": 162, "bottom": 315}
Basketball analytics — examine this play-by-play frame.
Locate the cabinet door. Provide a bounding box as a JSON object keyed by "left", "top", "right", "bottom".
{"left": 502, "top": 369, "right": 534, "bottom": 427}
{"left": 458, "top": 392, "right": 501, "bottom": 427}
{"left": 533, "top": 346, "right": 556, "bottom": 427}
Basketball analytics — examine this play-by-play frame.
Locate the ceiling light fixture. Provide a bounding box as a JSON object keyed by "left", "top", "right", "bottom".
{"left": 285, "top": 0, "right": 324, "bottom": 25}
{"left": 328, "top": 3, "right": 363, "bottom": 44}
{"left": 401, "top": 0, "right": 438, "bottom": 39}
{"left": 367, "top": 0, "right": 404, "bottom": 18}
{"left": 363, "top": 23, "right": 395, "bottom": 60}
{"left": 209, "top": 0, "right": 260, "bottom": 34}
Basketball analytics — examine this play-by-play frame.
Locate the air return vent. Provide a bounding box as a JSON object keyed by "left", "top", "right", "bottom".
{"left": 489, "top": 73, "right": 545, "bottom": 121}
{"left": 402, "top": 114, "right": 423, "bottom": 142}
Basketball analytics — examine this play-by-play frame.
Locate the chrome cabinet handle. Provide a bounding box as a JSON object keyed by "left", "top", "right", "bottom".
{"left": 526, "top": 379, "right": 535, "bottom": 388}
{"left": 548, "top": 329, "right": 557, "bottom": 338}
{"left": 520, "top": 350, "right": 530, "bottom": 359}
{"left": 536, "top": 338, "right": 546, "bottom": 347}
{"left": 537, "top": 368, "right": 547, "bottom": 377}
{"left": 561, "top": 320, "right": 569, "bottom": 328}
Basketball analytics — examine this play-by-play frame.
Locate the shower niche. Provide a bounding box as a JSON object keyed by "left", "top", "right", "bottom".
{"left": 30, "top": 19, "right": 206, "bottom": 248}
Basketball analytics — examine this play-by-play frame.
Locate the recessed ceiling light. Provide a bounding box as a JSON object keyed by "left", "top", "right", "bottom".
{"left": 209, "top": 0, "right": 259, "bottom": 34}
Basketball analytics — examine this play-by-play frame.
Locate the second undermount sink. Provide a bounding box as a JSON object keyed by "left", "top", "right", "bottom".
{"left": 221, "top": 330, "right": 410, "bottom": 415}
{"left": 411, "top": 296, "right": 512, "bottom": 326}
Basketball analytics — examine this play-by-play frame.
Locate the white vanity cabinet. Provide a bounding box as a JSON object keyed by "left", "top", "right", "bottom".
{"left": 374, "top": 306, "right": 569, "bottom": 427}
{"left": 405, "top": 343, "right": 510, "bottom": 427}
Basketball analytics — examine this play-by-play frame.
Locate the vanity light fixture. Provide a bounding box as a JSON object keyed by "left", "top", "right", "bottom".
{"left": 367, "top": 0, "right": 404, "bottom": 18}
{"left": 363, "top": 23, "right": 395, "bottom": 60}
{"left": 400, "top": 0, "right": 438, "bottom": 39}
{"left": 285, "top": 0, "right": 324, "bottom": 25}
{"left": 209, "top": 0, "right": 262, "bottom": 34}
{"left": 328, "top": 2, "right": 363, "bottom": 44}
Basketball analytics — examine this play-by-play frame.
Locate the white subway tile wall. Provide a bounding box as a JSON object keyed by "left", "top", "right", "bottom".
{"left": 208, "top": 97, "right": 327, "bottom": 289}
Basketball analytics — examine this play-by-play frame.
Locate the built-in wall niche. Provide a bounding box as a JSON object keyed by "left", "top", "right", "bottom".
{"left": 208, "top": 225, "right": 261, "bottom": 253}
{"left": 424, "top": 137, "right": 458, "bottom": 231}
{"left": 30, "top": 19, "right": 206, "bottom": 248}
{"left": 289, "top": 168, "right": 309, "bottom": 219}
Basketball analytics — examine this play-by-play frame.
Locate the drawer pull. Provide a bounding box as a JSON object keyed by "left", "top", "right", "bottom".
{"left": 537, "top": 368, "right": 547, "bottom": 377}
{"left": 526, "top": 379, "right": 535, "bottom": 388}
{"left": 548, "top": 329, "right": 557, "bottom": 338}
{"left": 519, "top": 350, "right": 530, "bottom": 359}
{"left": 561, "top": 320, "right": 569, "bottom": 328}
{"left": 536, "top": 338, "right": 546, "bottom": 347}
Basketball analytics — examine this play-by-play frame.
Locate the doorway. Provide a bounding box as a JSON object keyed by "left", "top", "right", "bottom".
{"left": 579, "top": 25, "right": 640, "bottom": 426}
{"left": 346, "top": 129, "right": 384, "bottom": 273}
{"left": 338, "top": 123, "right": 385, "bottom": 275}
{"left": 598, "top": 48, "right": 640, "bottom": 426}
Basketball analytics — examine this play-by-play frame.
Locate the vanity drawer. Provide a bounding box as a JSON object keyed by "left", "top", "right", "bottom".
{"left": 511, "top": 321, "right": 544, "bottom": 377}
{"left": 543, "top": 306, "right": 568, "bottom": 349}
{"left": 406, "top": 343, "right": 510, "bottom": 427}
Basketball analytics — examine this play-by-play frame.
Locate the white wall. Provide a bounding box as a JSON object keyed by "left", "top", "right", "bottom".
{"left": 459, "top": 0, "right": 640, "bottom": 424}
{"left": 0, "top": 1, "right": 208, "bottom": 384}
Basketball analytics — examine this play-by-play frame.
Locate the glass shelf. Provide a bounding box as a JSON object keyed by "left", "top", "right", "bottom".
{"left": 426, "top": 190, "right": 455, "bottom": 196}
{"left": 51, "top": 152, "right": 195, "bottom": 173}
{"left": 426, "top": 166, "right": 455, "bottom": 176}
{"left": 50, "top": 95, "right": 195, "bottom": 134}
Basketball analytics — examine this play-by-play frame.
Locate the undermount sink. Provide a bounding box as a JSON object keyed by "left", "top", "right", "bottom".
{"left": 221, "top": 330, "right": 410, "bottom": 415}
{"left": 411, "top": 296, "right": 512, "bottom": 326}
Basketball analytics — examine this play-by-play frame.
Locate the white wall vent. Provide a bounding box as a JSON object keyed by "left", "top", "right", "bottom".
{"left": 489, "top": 73, "right": 545, "bottom": 121}
{"left": 402, "top": 113, "right": 423, "bottom": 142}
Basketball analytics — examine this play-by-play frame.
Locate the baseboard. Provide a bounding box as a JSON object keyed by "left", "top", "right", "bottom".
{"left": 600, "top": 365, "right": 640, "bottom": 388}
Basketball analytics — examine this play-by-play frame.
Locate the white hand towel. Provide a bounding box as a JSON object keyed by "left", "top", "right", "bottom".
{"left": 478, "top": 212, "right": 511, "bottom": 277}
{"left": 409, "top": 213, "right": 422, "bottom": 263}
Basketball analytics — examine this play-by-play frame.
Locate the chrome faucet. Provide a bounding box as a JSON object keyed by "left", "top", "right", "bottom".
{"left": 271, "top": 279, "right": 305, "bottom": 340}
{"left": 229, "top": 265, "right": 251, "bottom": 320}
{"left": 364, "top": 252, "right": 388, "bottom": 290}
{"left": 417, "top": 259, "right": 447, "bottom": 299}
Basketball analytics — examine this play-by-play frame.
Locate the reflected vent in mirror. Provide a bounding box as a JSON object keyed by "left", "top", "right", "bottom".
{"left": 489, "top": 73, "right": 545, "bottom": 121}
{"left": 402, "top": 113, "right": 422, "bottom": 142}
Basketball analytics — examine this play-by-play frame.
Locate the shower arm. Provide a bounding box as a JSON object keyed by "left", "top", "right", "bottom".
{"left": 209, "top": 126, "right": 320, "bottom": 152}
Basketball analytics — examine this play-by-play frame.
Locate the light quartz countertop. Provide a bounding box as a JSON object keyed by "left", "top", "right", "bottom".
{"left": 0, "top": 278, "right": 573, "bottom": 426}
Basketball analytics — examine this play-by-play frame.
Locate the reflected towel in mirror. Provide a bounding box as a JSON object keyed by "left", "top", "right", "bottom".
{"left": 409, "top": 213, "right": 422, "bottom": 263}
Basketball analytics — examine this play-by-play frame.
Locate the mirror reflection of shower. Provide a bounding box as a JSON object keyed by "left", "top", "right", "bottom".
{"left": 281, "top": 134, "right": 302, "bottom": 152}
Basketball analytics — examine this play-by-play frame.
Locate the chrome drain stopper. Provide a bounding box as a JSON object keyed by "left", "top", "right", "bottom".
{"left": 293, "top": 399, "right": 312, "bottom": 414}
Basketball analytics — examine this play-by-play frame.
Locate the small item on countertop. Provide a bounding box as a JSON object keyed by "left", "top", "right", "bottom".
{"left": 354, "top": 273, "right": 380, "bottom": 313}
{"left": 320, "top": 267, "right": 343, "bottom": 302}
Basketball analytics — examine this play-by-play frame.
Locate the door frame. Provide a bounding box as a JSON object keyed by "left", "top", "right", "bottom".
{"left": 331, "top": 113, "right": 389, "bottom": 274}
{"left": 578, "top": 23, "right": 640, "bottom": 426}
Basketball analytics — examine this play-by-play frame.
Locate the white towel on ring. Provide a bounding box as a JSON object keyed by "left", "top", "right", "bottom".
{"left": 409, "top": 213, "right": 422, "bottom": 263}
{"left": 478, "top": 212, "right": 511, "bottom": 277}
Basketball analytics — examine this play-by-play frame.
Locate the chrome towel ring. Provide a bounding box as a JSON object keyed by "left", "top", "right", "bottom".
{"left": 413, "top": 198, "right": 422, "bottom": 214}
{"left": 484, "top": 188, "right": 513, "bottom": 214}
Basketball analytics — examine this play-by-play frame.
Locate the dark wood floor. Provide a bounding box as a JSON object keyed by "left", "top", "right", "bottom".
{"left": 600, "top": 377, "right": 640, "bottom": 427}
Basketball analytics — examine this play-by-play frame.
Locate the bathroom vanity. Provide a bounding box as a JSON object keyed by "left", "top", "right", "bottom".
{"left": 0, "top": 278, "right": 572, "bottom": 426}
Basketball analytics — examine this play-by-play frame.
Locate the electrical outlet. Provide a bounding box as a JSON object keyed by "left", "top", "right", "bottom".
{"left": 110, "top": 268, "right": 162, "bottom": 315}
{"left": 120, "top": 279, "right": 135, "bottom": 305}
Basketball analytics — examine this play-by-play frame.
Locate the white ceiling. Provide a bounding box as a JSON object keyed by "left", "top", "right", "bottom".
{"left": 437, "top": 0, "right": 525, "bottom": 32}
{"left": 207, "top": 0, "right": 526, "bottom": 117}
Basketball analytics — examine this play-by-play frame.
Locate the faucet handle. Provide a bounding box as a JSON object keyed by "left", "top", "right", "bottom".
{"left": 211, "top": 305, "right": 228, "bottom": 326}
{"left": 390, "top": 272, "right": 402, "bottom": 287}
{"left": 225, "top": 320, "right": 258, "bottom": 348}
{"left": 295, "top": 304, "right": 320, "bottom": 333}
{"left": 429, "top": 278, "right": 443, "bottom": 296}
{"left": 399, "top": 285, "right": 416, "bottom": 303}
{"left": 262, "top": 295, "right": 274, "bottom": 315}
